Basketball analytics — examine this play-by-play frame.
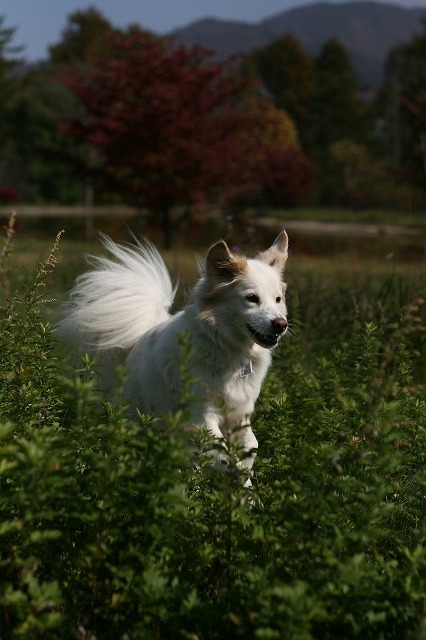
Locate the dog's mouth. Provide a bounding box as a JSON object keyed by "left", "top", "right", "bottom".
{"left": 246, "top": 324, "right": 280, "bottom": 349}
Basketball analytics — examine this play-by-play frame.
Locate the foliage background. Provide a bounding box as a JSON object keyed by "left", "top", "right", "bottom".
{"left": 1, "top": 9, "right": 426, "bottom": 223}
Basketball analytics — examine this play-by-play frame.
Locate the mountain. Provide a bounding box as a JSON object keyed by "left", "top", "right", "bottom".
{"left": 170, "top": 1, "right": 426, "bottom": 87}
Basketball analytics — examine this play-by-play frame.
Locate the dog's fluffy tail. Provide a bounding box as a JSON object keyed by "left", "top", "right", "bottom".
{"left": 57, "top": 234, "right": 177, "bottom": 352}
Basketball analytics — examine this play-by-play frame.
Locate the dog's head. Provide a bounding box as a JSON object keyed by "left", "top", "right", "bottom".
{"left": 198, "top": 231, "right": 289, "bottom": 349}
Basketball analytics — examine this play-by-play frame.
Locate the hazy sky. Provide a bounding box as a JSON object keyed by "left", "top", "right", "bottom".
{"left": 2, "top": 0, "right": 425, "bottom": 61}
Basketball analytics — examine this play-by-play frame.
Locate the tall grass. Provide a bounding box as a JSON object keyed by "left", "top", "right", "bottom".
{"left": 0, "top": 219, "right": 425, "bottom": 639}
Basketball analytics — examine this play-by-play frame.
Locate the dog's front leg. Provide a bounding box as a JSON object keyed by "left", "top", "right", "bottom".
{"left": 199, "top": 412, "right": 257, "bottom": 486}
{"left": 202, "top": 412, "right": 230, "bottom": 473}
{"left": 234, "top": 421, "right": 258, "bottom": 488}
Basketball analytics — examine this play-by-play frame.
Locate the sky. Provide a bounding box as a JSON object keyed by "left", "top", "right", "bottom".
{"left": 2, "top": 0, "right": 425, "bottom": 62}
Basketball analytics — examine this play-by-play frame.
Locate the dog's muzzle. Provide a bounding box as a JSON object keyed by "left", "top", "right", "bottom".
{"left": 246, "top": 317, "right": 288, "bottom": 349}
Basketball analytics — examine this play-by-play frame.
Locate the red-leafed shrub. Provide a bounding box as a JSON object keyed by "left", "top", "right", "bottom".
{"left": 0, "top": 186, "right": 21, "bottom": 205}
{"left": 258, "top": 145, "right": 316, "bottom": 207}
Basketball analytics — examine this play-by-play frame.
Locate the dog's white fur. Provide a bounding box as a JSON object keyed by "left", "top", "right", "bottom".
{"left": 58, "top": 231, "right": 289, "bottom": 485}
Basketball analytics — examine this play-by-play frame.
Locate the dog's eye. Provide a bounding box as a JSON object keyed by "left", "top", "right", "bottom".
{"left": 276, "top": 296, "right": 282, "bottom": 303}
{"left": 246, "top": 294, "right": 260, "bottom": 304}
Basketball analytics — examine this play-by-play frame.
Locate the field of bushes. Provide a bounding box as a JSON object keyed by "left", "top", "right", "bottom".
{"left": 0, "top": 213, "right": 425, "bottom": 639}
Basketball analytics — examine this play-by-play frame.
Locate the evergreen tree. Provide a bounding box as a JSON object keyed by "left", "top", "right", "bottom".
{"left": 0, "top": 16, "right": 23, "bottom": 190}
{"left": 4, "top": 8, "right": 122, "bottom": 204}
{"left": 8, "top": 66, "right": 85, "bottom": 203}
{"left": 379, "top": 19, "right": 426, "bottom": 181}
{"left": 308, "top": 39, "right": 369, "bottom": 159}
{"left": 48, "top": 7, "right": 117, "bottom": 65}
{"left": 306, "top": 39, "right": 370, "bottom": 201}
{"left": 248, "top": 35, "right": 313, "bottom": 138}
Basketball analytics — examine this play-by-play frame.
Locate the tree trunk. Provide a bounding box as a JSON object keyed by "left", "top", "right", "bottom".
{"left": 162, "top": 207, "right": 173, "bottom": 250}
{"left": 84, "top": 181, "right": 94, "bottom": 241}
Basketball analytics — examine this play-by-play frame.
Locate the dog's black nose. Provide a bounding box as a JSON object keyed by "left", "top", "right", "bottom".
{"left": 271, "top": 317, "right": 288, "bottom": 334}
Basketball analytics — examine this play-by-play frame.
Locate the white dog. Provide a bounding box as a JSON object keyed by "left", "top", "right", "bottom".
{"left": 58, "top": 231, "right": 289, "bottom": 486}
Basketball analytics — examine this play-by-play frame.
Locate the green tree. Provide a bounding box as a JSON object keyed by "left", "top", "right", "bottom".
{"left": 6, "top": 8, "right": 123, "bottom": 204}
{"left": 7, "top": 66, "right": 85, "bottom": 203}
{"left": 49, "top": 7, "right": 117, "bottom": 65}
{"left": 0, "top": 15, "right": 22, "bottom": 112}
{"left": 379, "top": 19, "right": 426, "bottom": 181}
{"left": 248, "top": 35, "right": 313, "bottom": 137}
{"left": 306, "top": 39, "right": 370, "bottom": 202}
{"left": 405, "top": 90, "right": 426, "bottom": 185}
{"left": 0, "top": 16, "right": 23, "bottom": 189}
{"left": 308, "top": 39, "right": 369, "bottom": 157}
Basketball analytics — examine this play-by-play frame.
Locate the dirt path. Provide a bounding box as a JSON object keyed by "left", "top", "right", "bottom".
{"left": 256, "top": 217, "right": 426, "bottom": 237}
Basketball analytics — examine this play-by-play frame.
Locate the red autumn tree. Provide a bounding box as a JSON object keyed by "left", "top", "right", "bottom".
{"left": 257, "top": 145, "right": 316, "bottom": 207}
{"left": 60, "top": 30, "right": 259, "bottom": 247}
{"left": 61, "top": 29, "right": 316, "bottom": 245}
{"left": 222, "top": 99, "right": 316, "bottom": 209}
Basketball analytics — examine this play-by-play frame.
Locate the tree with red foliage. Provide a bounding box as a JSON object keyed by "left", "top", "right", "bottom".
{"left": 224, "top": 100, "right": 316, "bottom": 209}
{"left": 61, "top": 30, "right": 316, "bottom": 246}
{"left": 258, "top": 146, "right": 316, "bottom": 208}
{"left": 61, "top": 30, "right": 260, "bottom": 247}
{"left": 0, "top": 186, "right": 20, "bottom": 205}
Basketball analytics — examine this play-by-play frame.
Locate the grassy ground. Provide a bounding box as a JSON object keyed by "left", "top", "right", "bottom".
{"left": 3, "top": 218, "right": 424, "bottom": 384}
{"left": 4, "top": 207, "right": 425, "bottom": 279}
{"left": 1, "top": 213, "right": 426, "bottom": 637}
{"left": 1, "top": 207, "right": 425, "bottom": 381}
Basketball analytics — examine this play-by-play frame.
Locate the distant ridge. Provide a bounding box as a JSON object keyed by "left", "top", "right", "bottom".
{"left": 169, "top": 1, "right": 426, "bottom": 87}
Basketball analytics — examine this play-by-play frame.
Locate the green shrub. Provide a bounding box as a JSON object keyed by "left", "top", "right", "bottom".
{"left": 0, "top": 224, "right": 425, "bottom": 638}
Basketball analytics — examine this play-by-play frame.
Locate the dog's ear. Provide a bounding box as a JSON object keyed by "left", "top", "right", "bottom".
{"left": 206, "top": 240, "right": 247, "bottom": 281}
{"left": 258, "top": 230, "right": 288, "bottom": 272}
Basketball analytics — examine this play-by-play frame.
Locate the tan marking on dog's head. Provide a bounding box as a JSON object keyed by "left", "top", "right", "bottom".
{"left": 258, "top": 230, "right": 288, "bottom": 273}
{"left": 206, "top": 240, "right": 247, "bottom": 283}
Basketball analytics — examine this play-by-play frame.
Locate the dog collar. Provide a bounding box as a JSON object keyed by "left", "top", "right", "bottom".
{"left": 240, "top": 360, "right": 253, "bottom": 377}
